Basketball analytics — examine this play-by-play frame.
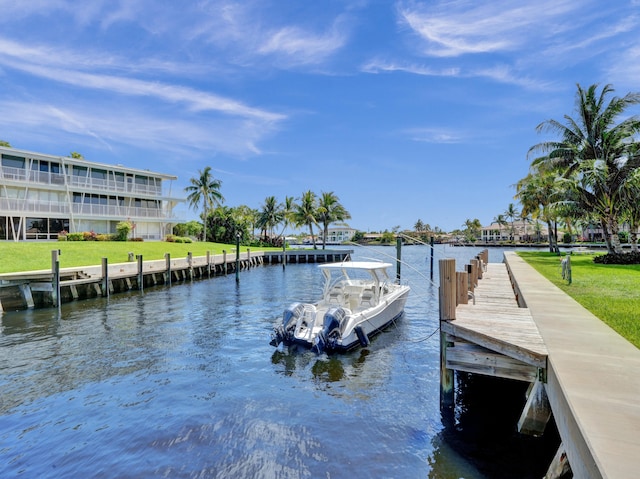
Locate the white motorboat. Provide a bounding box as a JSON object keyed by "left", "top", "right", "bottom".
{"left": 270, "top": 261, "right": 410, "bottom": 353}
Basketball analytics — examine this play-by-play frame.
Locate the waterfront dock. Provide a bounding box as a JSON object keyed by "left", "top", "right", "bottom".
{"left": 439, "top": 251, "right": 640, "bottom": 478}
{"left": 0, "top": 248, "right": 352, "bottom": 311}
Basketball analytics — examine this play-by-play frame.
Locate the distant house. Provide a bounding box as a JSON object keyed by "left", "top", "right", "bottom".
{"left": 481, "top": 221, "right": 549, "bottom": 243}
{"left": 0, "top": 146, "right": 183, "bottom": 241}
{"left": 321, "top": 226, "right": 357, "bottom": 245}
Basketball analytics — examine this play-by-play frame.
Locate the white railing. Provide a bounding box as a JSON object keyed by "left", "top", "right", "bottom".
{"left": 0, "top": 197, "right": 176, "bottom": 220}
{"left": 1, "top": 166, "right": 165, "bottom": 196}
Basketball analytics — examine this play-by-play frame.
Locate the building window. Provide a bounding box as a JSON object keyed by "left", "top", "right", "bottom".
{"left": 1, "top": 154, "right": 26, "bottom": 169}
{"left": 72, "top": 165, "right": 88, "bottom": 176}
{"left": 91, "top": 169, "right": 107, "bottom": 180}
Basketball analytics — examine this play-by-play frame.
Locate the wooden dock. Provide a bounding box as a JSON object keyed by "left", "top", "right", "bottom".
{"left": 442, "top": 262, "right": 548, "bottom": 382}
{"left": 439, "top": 253, "right": 551, "bottom": 446}
{"left": 0, "top": 248, "right": 352, "bottom": 312}
{"left": 439, "top": 251, "right": 640, "bottom": 478}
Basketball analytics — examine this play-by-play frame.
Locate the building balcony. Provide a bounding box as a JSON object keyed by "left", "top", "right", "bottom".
{"left": 1, "top": 166, "right": 166, "bottom": 197}
{"left": 0, "top": 198, "right": 176, "bottom": 220}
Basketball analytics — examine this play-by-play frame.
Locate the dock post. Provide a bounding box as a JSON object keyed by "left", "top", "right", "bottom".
{"left": 396, "top": 237, "right": 402, "bottom": 282}
{"left": 223, "top": 250, "right": 227, "bottom": 275}
{"left": 206, "top": 251, "right": 211, "bottom": 278}
{"left": 469, "top": 259, "right": 479, "bottom": 287}
{"left": 439, "top": 258, "right": 456, "bottom": 412}
{"left": 282, "top": 241, "right": 286, "bottom": 269}
{"left": 466, "top": 263, "right": 475, "bottom": 295}
{"left": 51, "top": 249, "right": 61, "bottom": 309}
{"left": 187, "top": 252, "right": 193, "bottom": 280}
{"left": 165, "top": 253, "right": 171, "bottom": 286}
{"left": 102, "top": 257, "right": 109, "bottom": 297}
{"left": 456, "top": 271, "right": 468, "bottom": 305}
{"left": 235, "top": 234, "right": 240, "bottom": 283}
{"left": 430, "top": 236, "right": 434, "bottom": 281}
{"left": 137, "top": 254, "right": 143, "bottom": 291}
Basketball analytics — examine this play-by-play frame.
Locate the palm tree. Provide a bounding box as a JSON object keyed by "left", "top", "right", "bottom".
{"left": 492, "top": 214, "right": 508, "bottom": 242}
{"left": 316, "top": 191, "right": 351, "bottom": 249}
{"left": 515, "top": 172, "right": 562, "bottom": 253}
{"left": 414, "top": 219, "right": 424, "bottom": 232}
{"left": 257, "top": 196, "right": 283, "bottom": 243}
{"left": 504, "top": 203, "right": 520, "bottom": 241}
{"left": 462, "top": 218, "right": 481, "bottom": 242}
{"left": 292, "top": 190, "right": 319, "bottom": 249}
{"left": 278, "top": 196, "right": 295, "bottom": 240}
{"left": 184, "top": 166, "right": 224, "bottom": 242}
{"left": 528, "top": 83, "right": 640, "bottom": 254}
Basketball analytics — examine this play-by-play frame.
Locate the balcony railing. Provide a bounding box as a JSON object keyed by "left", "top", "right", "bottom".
{"left": 0, "top": 197, "right": 176, "bottom": 220}
{"left": 1, "top": 166, "right": 165, "bottom": 197}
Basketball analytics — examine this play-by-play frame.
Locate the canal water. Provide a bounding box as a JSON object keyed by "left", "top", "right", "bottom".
{"left": 0, "top": 245, "right": 558, "bottom": 478}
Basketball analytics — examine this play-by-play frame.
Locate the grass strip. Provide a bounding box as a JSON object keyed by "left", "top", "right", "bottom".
{"left": 518, "top": 251, "right": 640, "bottom": 348}
{"left": 0, "top": 241, "right": 279, "bottom": 274}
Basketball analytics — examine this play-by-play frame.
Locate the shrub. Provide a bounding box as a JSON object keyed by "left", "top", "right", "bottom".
{"left": 57, "top": 235, "right": 67, "bottom": 242}
{"left": 115, "top": 221, "right": 132, "bottom": 241}
{"left": 83, "top": 231, "right": 98, "bottom": 241}
{"left": 175, "top": 237, "right": 184, "bottom": 243}
{"left": 165, "top": 234, "right": 176, "bottom": 242}
{"left": 96, "top": 234, "right": 113, "bottom": 241}
{"left": 131, "top": 237, "right": 144, "bottom": 242}
{"left": 593, "top": 252, "right": 640, "bottom": 265}
{"left": 183, "top": 237, "right": 192, "bottom": 243}
{"left": 66, "top": 232, "right": 85, "bottom": 241}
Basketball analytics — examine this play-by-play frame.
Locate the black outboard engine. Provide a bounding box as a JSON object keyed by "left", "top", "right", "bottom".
{"left": 270, "top": 302, "right": 305, "bottom": 347}
{"left": 313, "top": 307, "right": 347, "bottom": 353}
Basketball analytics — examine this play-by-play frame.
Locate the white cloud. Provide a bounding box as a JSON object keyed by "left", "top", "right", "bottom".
{"left": 0, "top": 99, "right": 275, "bottom": 159}
{"left": 0, "top": 38, "right": 284, "bottom": 122}
{"left": 404, "top": 127, "right": 464, "bottom": 144}
{"left": 361, "top": 58, "right": 460, "bottom": 77}
{"left": 258, "top": 20, "right": 348, "bottom": 66}
{"left": 396, "top": 0, "right": 580, "bottom": 57}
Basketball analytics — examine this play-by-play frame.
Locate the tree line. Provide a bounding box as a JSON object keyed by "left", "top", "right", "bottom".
{"left": 182, "top": 166, "right": 351, "bottom": 249}
{"left": 515, "top": 83, "right": 640, "bottom": 259}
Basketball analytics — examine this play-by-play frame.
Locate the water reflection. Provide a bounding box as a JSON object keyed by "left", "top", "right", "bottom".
{"left": 0, "top": 245, "right": 559, "bottom": 478}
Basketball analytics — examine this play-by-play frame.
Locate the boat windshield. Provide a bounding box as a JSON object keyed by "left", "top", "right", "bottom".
{"left": 320, "top": 262, "right": 391, "bottom": 296}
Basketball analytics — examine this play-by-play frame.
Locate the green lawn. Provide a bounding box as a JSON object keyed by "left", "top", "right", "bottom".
{"left": 518, "top": 251, "right": 640, "bottom": 348}
{"left": 0, "top": 241, "right": 276, "bottom": 273}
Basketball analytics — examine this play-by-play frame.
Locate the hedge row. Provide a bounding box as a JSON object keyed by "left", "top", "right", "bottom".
{"left": 593, "top": 252, "right": 640, "bottom": 264}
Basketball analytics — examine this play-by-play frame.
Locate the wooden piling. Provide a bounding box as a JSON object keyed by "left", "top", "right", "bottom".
{"left": 439, "top": 258, "right": 456, "bottom": 411}
{"left": 51, "top": 249, "right": 61, "bottom": 308}
{"left": 470, "top": 259, "right": 479, "bottom": 287}
{"left": 456, "top": 271, "right": 468, "bottom": 305}
{"left": 137, "top": 254, "right": 143, "bottom": 291}
{"left": 102, "top": 258, "right": 109, "bottom": 297}
{"left": 165, "top": 253, "right": 171, "bottom": 286}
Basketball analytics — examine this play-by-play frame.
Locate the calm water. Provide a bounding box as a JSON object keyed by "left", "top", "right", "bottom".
{"left": 0, "top": 245, "right": 557, "bottom": 478}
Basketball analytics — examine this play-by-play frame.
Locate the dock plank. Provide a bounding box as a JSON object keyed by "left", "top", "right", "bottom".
{"left": 444, "top": 262, "right": 548, "bottom": 368}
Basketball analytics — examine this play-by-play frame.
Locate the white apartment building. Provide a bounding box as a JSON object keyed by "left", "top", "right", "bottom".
{"left": 0, "top": 146, "right": 183, "bottom": 241}
{"left": 322, "top": 226, "right": 357, "bottom": 244}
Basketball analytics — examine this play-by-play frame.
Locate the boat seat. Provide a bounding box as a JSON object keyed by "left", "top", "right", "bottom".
{"left": 360, "top": 287, "right": 376, "bottom": 307}
{"left": 328, "top": 287, "right": 344, "bottom": 304}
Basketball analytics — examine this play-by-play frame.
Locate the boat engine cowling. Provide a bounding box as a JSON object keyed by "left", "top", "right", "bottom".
{"left": 283, "top": 302, "right": 305, "bottom": 331}
{"left": 313, "top": 307, "right": 347, "bottom": 353}
{"left": 270, "top": 302, "right": 305, "bottom": 347}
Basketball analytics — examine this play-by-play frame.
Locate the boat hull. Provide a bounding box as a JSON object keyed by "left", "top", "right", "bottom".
{"left": 282, "top": 288, "right": 409, "bottom": 352}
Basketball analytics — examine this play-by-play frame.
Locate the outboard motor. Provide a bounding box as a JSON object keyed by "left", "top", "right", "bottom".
{"left": 313, "top": 307, "right": 347, "bottom": 353}
{"left": 270, "top": 302, "right": 305, "bottom": 347}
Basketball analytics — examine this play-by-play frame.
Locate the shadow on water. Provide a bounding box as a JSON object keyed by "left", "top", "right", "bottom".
{"left": 432, "top": 373, "right": 562, "bottom": 479}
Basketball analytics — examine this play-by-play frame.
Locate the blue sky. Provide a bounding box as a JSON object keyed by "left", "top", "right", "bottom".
{"left": 1, "top": 1, "right": 639, "bottom": 233}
